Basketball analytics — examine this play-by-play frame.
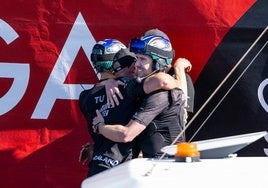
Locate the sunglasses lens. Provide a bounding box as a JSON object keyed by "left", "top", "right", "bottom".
{"left": 130, "top": 39, "right": 146, "bottom": 54}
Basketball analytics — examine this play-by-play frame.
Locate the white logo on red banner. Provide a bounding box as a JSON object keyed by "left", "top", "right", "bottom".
{"left": 0, "top": 13, "right": 99, "bottom": 119}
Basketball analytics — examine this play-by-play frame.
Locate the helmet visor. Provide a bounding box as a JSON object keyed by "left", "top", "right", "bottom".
{"left": 129, "top": 38, "right": 147, "bottom": 55}
{"left": 130, "top": 38, "right": 174, "bottom": 59}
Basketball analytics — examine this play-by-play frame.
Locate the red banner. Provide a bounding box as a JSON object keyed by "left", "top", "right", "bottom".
{"left": 1, "top": 1, "right": 266, "bottom": 187}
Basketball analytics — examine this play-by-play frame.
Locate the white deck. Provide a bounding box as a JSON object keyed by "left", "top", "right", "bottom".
{"left": 81, "top": 157, "right": 268, "bottom": 188}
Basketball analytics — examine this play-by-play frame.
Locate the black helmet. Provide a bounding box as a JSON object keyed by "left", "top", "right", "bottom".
{"left": 130, "top": 29, "right": 174, "bottom": 71}
{"left": 91, "top": 39, "right": 126, "bottom": 72}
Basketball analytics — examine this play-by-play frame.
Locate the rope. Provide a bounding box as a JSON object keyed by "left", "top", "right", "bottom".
{"left": 159, "top": 25, "right": 268, "bottom": 160}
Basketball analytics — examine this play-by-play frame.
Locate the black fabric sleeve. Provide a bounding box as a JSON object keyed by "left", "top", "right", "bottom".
{"left": 131, "top": 91, "right": 169, "bottom": 126}
{"left": 125, "top": 79, "right": 146, "bottom": 98}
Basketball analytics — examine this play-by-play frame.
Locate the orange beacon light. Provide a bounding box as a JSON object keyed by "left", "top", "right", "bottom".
{"left": 175, "top": 142, "right": 200, "bottom": 162}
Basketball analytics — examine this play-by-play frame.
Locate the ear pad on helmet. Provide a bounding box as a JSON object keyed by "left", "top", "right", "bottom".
{"left": 152, "top": 59, "right": 167, "bottom": 72}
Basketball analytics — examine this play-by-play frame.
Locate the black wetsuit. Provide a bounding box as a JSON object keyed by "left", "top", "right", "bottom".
{"left": 79, "top": 75, "right": 186, "bottom": 176}
{"left": 132, "top": 88, "right": 185, "bottom": 158}
{"left": 79, "top": 78, "right": 142, "bottom": 177}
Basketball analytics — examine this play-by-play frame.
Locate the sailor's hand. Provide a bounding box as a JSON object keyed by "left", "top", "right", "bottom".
{"left": 174, "top": 58, "right": 192, "bottom": 72}
{"left": 105, "top": 79, "right": 124, "bottom": 107}
{"left": 92, "top": 110, "right": 105, "bottom": 133}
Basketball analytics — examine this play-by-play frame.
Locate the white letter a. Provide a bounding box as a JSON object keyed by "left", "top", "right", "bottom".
{"left": 32, "top": 12, "right": 96, "bottom": 119}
